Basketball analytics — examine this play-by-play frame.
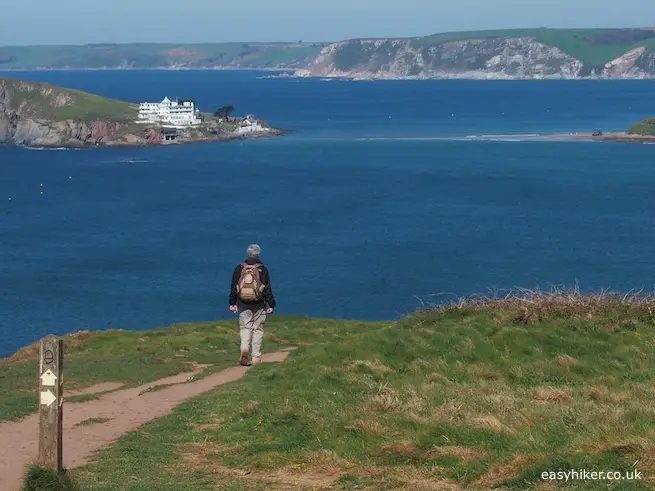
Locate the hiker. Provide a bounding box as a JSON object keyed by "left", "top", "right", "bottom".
{"left": 229, "top": 244, "right": 276, "bottom": 366}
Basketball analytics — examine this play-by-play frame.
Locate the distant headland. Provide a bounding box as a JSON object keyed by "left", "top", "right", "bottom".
{"left": 0, "top": 77, "right": 287, "bottom": 148}
{"left": 4, "top": 28, "right": 655, "bottom": 80}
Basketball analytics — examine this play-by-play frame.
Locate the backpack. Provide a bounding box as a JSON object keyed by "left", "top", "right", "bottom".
{"left": 237, "top": 262, "right": 265, "bottom": 302}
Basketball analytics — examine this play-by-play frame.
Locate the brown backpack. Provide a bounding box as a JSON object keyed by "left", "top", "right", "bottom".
{"left": 237, "top": 262, "right": 265, "bottom": 302}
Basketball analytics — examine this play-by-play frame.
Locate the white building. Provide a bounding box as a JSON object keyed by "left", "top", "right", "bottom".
{"left": 138, "top": 97, "right": 201, "bottom": 126}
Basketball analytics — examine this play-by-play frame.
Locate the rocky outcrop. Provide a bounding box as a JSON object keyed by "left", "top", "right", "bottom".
{"left": 9, "top": 119, "right": 137, "bottom": 147}
{"left": 295, "top": 37, "right": 655, "bottom": 80}
{"left": 602, "top": 47, "right": 648, "bottom": 78}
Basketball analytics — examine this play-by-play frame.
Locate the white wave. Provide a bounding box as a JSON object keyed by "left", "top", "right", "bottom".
{"left": 23, "top": 146, "right": 78, "bottom": 151}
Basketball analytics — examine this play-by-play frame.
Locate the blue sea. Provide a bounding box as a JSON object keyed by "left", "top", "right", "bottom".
{"left": 2, "top": 70, "right": 655, "bottom": 357}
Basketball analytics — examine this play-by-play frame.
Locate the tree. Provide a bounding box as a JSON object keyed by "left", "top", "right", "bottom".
{"left": 213, "top": 105, "right": 235, "bottom": 121}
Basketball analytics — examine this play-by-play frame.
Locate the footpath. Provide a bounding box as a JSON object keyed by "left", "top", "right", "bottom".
{"left": 0, "top": 350, "right": 292, "bottom": 491}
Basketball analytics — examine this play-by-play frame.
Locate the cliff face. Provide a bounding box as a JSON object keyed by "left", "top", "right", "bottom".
{"left": 296, "top": 37, "right": 655, "bottom": 80}
{"left": 6, "top": 117, "right": 133, "bottom": 147}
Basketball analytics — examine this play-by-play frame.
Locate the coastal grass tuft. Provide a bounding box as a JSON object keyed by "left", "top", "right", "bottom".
{"left": 21, "top": 465, "right": 79, "bottom": 491}
{"left": 50, "top": 287, "right": 655, "bottom": 490}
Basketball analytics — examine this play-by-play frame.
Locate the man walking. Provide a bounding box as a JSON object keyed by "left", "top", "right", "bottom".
{"left": 229, "top": 244, "right": 276, "bottom": 366}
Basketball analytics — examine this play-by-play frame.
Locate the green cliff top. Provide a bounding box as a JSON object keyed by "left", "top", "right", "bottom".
{"left": 339, "top": 28, "right": 655, "bottom": 70}
{"left": 413, "top": 28, "right": 655, "bottom": 67}
{"left": 0, "top": 77, "right": 137, "bottom": 122}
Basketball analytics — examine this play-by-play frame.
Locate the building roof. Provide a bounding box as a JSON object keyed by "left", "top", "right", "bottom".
{"left": 161, "top": 96, "right": 171, "bottom": 103}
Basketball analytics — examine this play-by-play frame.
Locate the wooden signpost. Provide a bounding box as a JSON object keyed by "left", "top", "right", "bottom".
{"left": 38, "top": 336, "right": 63, "bottom": 471}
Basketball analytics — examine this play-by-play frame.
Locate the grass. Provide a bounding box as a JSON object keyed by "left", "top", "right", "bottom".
{"left": 21, "top": 465, "right": 77, "bottom": 491}
{"left": 7, "top": 287, "right": 653, "bottom": 489}
{"left": 413, "top": 28, "right": 655, "bottom": 67}
{"left": 337, "top": 28, "right": 655, "bottom": 72}
{"left": 75, "top": 418, "right": 112, "bottom": 427}
{"left": 1, "top": 77, "right": 137, "bottom": 122}
{"left": 0, "top": 316, "right": 362, "bottom": 423}
{"left": 628, "top": 118, "right": 655, "bottom": 136}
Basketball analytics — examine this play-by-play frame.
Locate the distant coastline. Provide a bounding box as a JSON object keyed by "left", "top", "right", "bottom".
{"left": 4, "top": 29, "right": 655, "bottom": 80}
{"left": 2, "top": 67, "right": 655, "bottom": 81}
{"left": 0, "top": 67, "right": 290, "bottom": 72}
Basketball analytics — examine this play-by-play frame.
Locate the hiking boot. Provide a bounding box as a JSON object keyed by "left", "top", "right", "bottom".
{"left": 251, "top": 357, "right": 262, "bottom": 365}
{"left": 240, "top": 352, "right": 251, "bottom": 366}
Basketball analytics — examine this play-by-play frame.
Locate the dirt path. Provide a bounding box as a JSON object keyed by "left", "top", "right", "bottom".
{"left": 0, "top": 350, "right": 291, "bottom": 491}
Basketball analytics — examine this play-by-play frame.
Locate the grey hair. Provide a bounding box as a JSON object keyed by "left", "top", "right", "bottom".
{"left": 246, "top": 244, "right": 261, "bottom": 258}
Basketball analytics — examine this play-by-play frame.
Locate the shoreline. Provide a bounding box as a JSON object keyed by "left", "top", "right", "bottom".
{"left": 7, "top": 127, "right": 292, "bottom": 150}
{"left": 423, "top": 132, "right": 655, "bottom": 144}
{"left": 1, "top": 67, "right": 655, "bottom": 81}
{"left": 0, "top": 67, "right": 291, "bottom": 73}
{"left": 540, "top": 132, "right": 655, "bottom": 143}
{"left": 274, "top": 71, "right": 655, "bottom": 81}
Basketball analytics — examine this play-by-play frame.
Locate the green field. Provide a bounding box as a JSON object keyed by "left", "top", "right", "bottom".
{"left": 8, "top": 289, "right": 655, "bottom": 490}
{"left": 0, "top": 43, "right": 324, "bottom": 70}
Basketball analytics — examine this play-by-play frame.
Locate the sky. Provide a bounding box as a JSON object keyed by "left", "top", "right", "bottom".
{"left": 2, "top": 0, "right": 655, "bottom": 45}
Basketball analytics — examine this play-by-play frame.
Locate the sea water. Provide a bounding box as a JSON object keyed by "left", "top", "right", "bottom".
{"left": 1, "top": 70, "right": 655, "bottom": 357}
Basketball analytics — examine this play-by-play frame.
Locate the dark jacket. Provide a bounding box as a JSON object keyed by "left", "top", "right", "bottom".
{"left": 229, "top": 257, "right": 276, "bottom": 309}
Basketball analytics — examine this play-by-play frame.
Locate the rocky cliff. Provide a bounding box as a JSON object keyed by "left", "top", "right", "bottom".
{"left": 295, "top": 29, "right": 655, "bottom": 80}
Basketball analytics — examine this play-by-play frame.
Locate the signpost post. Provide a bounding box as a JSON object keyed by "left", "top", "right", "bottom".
{"left": 38, "top": 336, "right": 63, "bottom": 471}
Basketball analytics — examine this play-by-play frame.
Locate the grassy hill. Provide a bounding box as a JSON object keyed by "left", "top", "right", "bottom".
{"left": 1, "top": 77, "right": 137, "bottom": 122}
{"left": 628, "top": 118, "right": 655, "bottom": 136}
{"left": 412, "top": 28, "right": 655, "bottom": 67}
{"left": 0, "top": 42, "right": 324, "bottom": 70}
{"left": 7, "top": 289, "right": 655, "bottom": 490}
